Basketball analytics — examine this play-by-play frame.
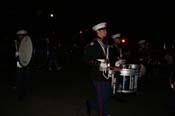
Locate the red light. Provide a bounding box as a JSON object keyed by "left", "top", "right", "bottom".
{"left": 121, "top": 39, "right": 126, "bottom": 43}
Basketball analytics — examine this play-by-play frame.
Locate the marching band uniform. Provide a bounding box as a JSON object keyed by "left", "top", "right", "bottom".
{"left": 109, "top": 33, "right": 123, "bottom": 67}
{"left": 83, "top": 22, "right": 112, "bottom": 116}
{"left": 136, "top": 40, "right": 147, "bottom": 93}
{"left": 109, "top": 33, "right": 124, "bottom": 96}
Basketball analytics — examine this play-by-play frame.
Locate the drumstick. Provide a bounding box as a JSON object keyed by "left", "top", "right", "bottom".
{"left": 113, "top": 84, "right": 116, "bottom": 94}
{"left": 107, "top": 66, "right": 121, "bottom": 70}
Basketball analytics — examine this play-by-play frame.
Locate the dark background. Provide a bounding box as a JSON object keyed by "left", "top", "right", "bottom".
{"left": 0, "top": 1, "right": 174, "bottom": 70}
{"left": 0, "top": 2, "right": 175, "bottom": 116}
{"left": 0, "top": 1, "right": 175, "bottom": 41}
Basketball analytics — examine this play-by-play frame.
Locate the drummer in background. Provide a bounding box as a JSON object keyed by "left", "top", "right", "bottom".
{"left": 109, "top": 33, "right": 126, "bottom": 97}
{"left": 46, "top": 31, "right": 62, "bottom": 71}
{"left": 137, "top": 39, "right": 147, "bottom": 78}
{"left": 109, "top": 33, "right": 124, "bottom": 67}
{"left": 83, "top": 22, "right": 112, "bottom": 116}
{"left": 15, "top": 29, "right": 32, "bottom": 100}
{"left": 136, "top": 40, "right": 147, "bottom": 93}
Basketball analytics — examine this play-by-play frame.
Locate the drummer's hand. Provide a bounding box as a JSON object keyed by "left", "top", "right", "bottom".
{"left": 17, "top": 61, "right": 22, "bottom": 68}
{"left": 100, "top": 62, "right": 108, "bottom": 69}
{"left": 115, "top": 60, "right": 122, "bottom": 67}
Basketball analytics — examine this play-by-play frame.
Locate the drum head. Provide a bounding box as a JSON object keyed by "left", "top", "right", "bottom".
{"left": 18, "top": 36, "right": 33, "bottom": 67}
{"left": 120, "top": 69, "right": 134, "bottom": 76}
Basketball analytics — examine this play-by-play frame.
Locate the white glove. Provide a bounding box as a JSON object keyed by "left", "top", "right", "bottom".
{"left": 115, "top": 59, "right": 123, "bottom": 67}
{"left": 99, "top": 62, "right": 108, "bottom": 71}
{"left": 17, "top": 61, "right": 22, "bottom": 68}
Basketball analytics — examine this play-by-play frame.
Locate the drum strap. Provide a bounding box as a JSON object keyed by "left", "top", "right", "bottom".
{"left": 97, "top": 39, "right": 106, "bottom": 56}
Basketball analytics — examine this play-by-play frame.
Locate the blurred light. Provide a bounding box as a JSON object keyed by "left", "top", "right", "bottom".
{"left": 163, "top": 43, "right": 166, "bottom": 50}
{"left": 121, "top": 38, "right": 126, "bottom": 43}
{"left": 50, "top": 13, "right": 54, "bottom": 18}
{"left": 80, "top": 30, "right": 83, "bottom": 34}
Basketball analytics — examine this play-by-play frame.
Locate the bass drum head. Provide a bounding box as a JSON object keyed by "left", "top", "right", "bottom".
{"left": 18, "top": 36, "right": 33, "bottom": 67}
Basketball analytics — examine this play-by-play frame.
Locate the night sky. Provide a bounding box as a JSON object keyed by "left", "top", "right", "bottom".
{"left": 0, "top": 1, "right": 175, "bottom": 43}
{"left": 80, "top": 2, "right": 175, "bottom": 45}
{"left": 0, "top": 1, "right": 78, "bottom": 34}
{"left": 0, "top": 1, "right": 174, "bottom": 70}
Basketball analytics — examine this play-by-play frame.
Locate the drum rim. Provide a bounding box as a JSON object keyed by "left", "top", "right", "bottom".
{"left": 120, "top": 68, "right": 135, "bottom": 76}
{"left": 18, "top": 36, "right": 33, "bottom": 67}
{"left": 116, "top": 89, "right": 137, "bottom": 93}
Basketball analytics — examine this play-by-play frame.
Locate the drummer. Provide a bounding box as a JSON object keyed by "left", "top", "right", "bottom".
{"left": 83, "top": 22, "right": 112, "bottom": 116}
{"left": 109, "top": 33, "right": 127, "bottom": 96}
{"left": 109, "top": 33, "right": 124, "bottom": 67}
{"left": 15, "top": 29, "right": 32, "bottom": 100}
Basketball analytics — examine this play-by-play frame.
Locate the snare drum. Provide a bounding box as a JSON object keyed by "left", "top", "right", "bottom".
{"left": 116, "top": 68, "right": 138, "bottom": 93}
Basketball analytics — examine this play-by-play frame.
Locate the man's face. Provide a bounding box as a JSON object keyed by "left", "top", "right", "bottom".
{"left": 139, "top": 44, "right": 145, "bottom": 48}
{"left": 96, "top": 28, "right": 107, "bottom": 39}
{"left": 114, "top": 38, "right": 121, "bottom": 44}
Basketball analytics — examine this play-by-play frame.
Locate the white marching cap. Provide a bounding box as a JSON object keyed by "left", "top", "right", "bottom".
{"left": 16, "top": 29, "right": 28, "bottom": 35}
{"left": 111, "top": 33, "right": 121, "bottom": 39}
{"left": 92, "top": 22, "right": 107, "bottom": 31}
{"left": 138, "top": 40, "right": 146, "bottom": 44}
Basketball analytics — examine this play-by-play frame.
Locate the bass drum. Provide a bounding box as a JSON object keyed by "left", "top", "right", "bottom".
{"left": 18, "top": 36, "right": 49, "bottom": 70}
